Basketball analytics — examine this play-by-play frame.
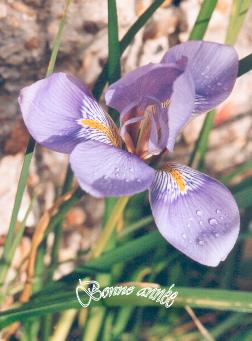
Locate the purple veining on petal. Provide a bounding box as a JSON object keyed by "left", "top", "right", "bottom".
{"left": 19, "top": 72, "right": 121, "bottom": 153}
{"left": 19, "top": 73, "right": 92, "bottom": 153}
{"left": 149, "top": 163, "right": 240, "bottom": 267}
{"left": 161, "top": 40, "right": 239, "bottom": 113}
{"left": 70, "top": 140, "right": 155, "bottom": 198}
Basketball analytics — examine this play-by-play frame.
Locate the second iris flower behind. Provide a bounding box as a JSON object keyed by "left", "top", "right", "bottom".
{"left": 19, "top": 41, "right": 240, "bottom": 267}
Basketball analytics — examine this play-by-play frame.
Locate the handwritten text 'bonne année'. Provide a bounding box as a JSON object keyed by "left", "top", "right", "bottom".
{"left": 76, "top": 280, "right": 178, "bottom": 309}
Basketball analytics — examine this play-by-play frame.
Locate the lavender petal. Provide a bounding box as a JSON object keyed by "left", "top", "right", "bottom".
{"left": 162, "top": 40, "right": 238, "bottom": 113}
{"left": 70, "top": 140, "right": 155, "bottom": 198}
{"left": 149, "top": 163, "right": 240, "bottom": 266}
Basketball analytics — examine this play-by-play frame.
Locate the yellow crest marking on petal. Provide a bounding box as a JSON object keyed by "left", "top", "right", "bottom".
{"left": 80, "top": 119, "right": 121, "bottom": 148}
{"left": 163, "top": 165, "right": 186, "bottom": 192}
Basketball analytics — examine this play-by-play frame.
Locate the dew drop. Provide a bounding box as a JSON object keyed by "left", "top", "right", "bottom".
{"left": 187, "top": 223, "right": 191, "bottom": 228}
{"left": 199, "top": 220, "right": 203, "bottom": 226}
{"left": 129, "top": 167, "right": 133, "bottom": 172}
{"left": 136, "top": 179, "right": 141, "bottom": 183}
{"left": 209, "top": 218, "right": 218, "bottom": 226}
{"left": 181, "top": 233, "right": 187, "bottom": 240}
{"left": 216, "top": 209, "right": 221, "bottom": 214}
{"left": 198, "top": 239, "right": 205, "bottom": 246}
{"left": 214, "top": 233, "right": 220, "bottom": 238}
{"left": 196, "top": 210, "right": 202, "bottom": 216}
{"left": 220, "top": 216, "right": 224, "bottom": 220}
{"left": 103, "top": 175, "right": 108, "bottom": 180}
{"left": 217, "top": 82, "right": 222, "bottom": 86}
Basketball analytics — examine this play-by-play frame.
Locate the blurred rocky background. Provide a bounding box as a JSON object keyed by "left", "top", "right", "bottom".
{"left": 0, "top": 0, "right": 252, "bottom": 277}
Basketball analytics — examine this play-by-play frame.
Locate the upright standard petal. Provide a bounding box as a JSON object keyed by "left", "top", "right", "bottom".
{"left": 161, "top": 41, "right": 238, "bottom": 113}
{"left": 105, "top": 63, "right": 183, "bottom": 119}
{"left": 70, "top": 140, "right": 155, "bottom": 198}
{"left": 164, "top": 70, "right": 195, "bottom": 151}
{"left": 19, "top": 72, "right": 121, "bottom": 153}
{"left": 149, "top": 163, "right": 240, "bottom": 266}
{"left": 105, "top": 63, "right": 195, "bottom": 156}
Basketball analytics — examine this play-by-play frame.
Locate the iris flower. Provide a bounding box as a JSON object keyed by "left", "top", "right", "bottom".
{"left": 19, "top": 41, "right": 240, "bottom": 266}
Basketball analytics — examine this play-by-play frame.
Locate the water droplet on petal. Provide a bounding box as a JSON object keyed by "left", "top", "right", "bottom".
{"left": 209, "top": 218, "right": 218, "bottom": 226}
{"left": 220, "top": 216, "right": 224, "bottom": 220}
{"left": 198, "top": 239, "right": 205, "bottom": 246}
{"left": 199, "top": 220, "right": 203, "bottom": 226}
{"left": 216, "top": 209, "right": 221, "bottom": 214}
{"left": 217, "top": 82, "right": 222, "bottom": 86}
{"left": 214, "top": 233, "right": 220, "bottom": 238}
{"left": 181, "top": 233, "right": 186, "bottom": 240}
{"left": 136, "top": 179, "right": 141, "bottom": 183}
{"left": 129, "top": 167, "right": 133, "bottom": 172}
{"left": 196, "top": 210, "right": 202, "bottom": 216}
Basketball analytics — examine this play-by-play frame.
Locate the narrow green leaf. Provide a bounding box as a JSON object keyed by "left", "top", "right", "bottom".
{"left": 1, "top": 287, "right": 252, "bottom": 328}
{"left": 1, "top": 0, "right": 72, "bottom": 282}
{"left": 108, "top": 0, "right": 121, "bottom": 84}
{"left": 220, "top": 160, "right": 252, "bottom": 184}
{"left": 189, "top": 0, "right": 250, "bottom": 170}
{"left": 238, "top": 53, "right": 252, "bottom": 76}
{"left": 189, "top": 0, "right": 218, "bottom": 40}
{"left": 188, "top": 110, "right": 215, "bottom": 169}
{"left": 1, "top": 138, "right": 35, "bottom": 276}
{"left": 93, "top": 0, "right": 166, "bottom": 99}
{"left": 234, "top": 187, "right": 252, "bottom": 209}
{"left": 225, "top": 0, "right": 251, "bottom": 45}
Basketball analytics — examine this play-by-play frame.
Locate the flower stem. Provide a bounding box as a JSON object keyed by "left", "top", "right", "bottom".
{"left": 91, "top": 197, "right": 129, "bottom": 259}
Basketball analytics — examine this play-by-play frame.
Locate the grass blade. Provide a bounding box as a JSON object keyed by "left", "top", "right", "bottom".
{"left": 108, "top": 0, "right": 121, "bottom": 84}
{"left": 189, "top": 0, "right": 218, "bottom": 40}
{"left": 0, "top": 0, "right": 72, "bottom": 284}
{"left": 1, "top": 287, "right": 252, "bottom": 328}
{"left": 93, "top": 0, "right": 166, "bottom": 99}
{"left": 225, "top": 0, "right": 251, "bottom": 45}
{"left": 238, "top": 53, "right": 252, "bottom": 76}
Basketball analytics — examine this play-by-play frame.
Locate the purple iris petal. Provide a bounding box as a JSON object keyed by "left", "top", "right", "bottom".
{"left": 164, "top": 70, "right": 195, "bottom": 151}
{"left": 105, "top": 63, "right": 195, "bottom": 154}
{"left": 19, "top": 73, "right": 90, "bottom": 153}
{"left": 149, "top": 163, "right": 240, "bottom": 266}
{"left": 70, "top": 140, "right": 155, "bottom": 198}
{"left": 19, "top": 72, "right": 120, "bottom": 153}
{"left": 161, "top": 40, "right": 238, "bottom": 113}
{"left": 105, "top": 63, "right": 183, "bottom": 127}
